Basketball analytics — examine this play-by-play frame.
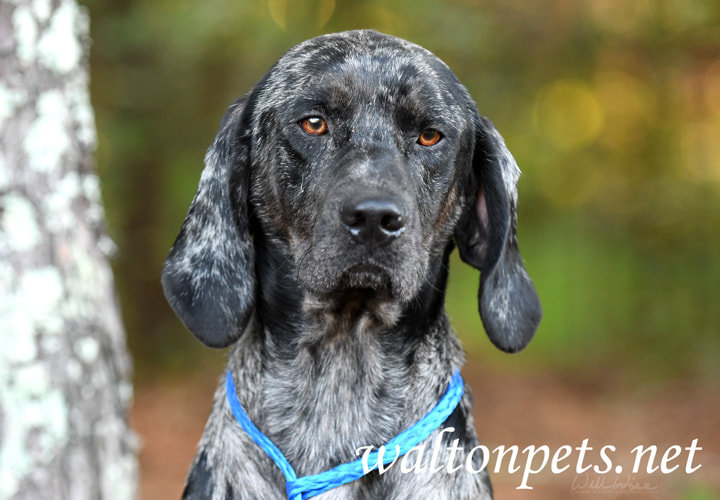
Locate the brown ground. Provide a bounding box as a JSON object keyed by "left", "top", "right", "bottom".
{"left": 131, "top": 365, "right": 720, "bottom": 500}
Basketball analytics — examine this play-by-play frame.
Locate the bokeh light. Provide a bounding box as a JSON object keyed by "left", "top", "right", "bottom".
{"left": 268, "top": 0, "right": 335, "bottom": 31}
{"left": 533, "top": 79, "right": 604, "bottom": 152}
{"left": 594, "top": 70, "right": 657, "bottom": 152}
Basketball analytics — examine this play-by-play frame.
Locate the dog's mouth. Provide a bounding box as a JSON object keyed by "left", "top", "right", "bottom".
{"left": 338, "top": 263, "right": 393, "bottom": 294}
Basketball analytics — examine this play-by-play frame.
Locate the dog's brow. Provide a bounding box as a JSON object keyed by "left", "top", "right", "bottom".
{"left": 311, "top": 83, "right": 354, "bottom": 110}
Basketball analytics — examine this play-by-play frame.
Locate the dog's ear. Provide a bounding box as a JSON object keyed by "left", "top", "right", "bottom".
{"left": 161, "top": 96, "right": 255, "bottom": 348}
{"left": 455, "top": 114, "right": 541, "bottom": 353}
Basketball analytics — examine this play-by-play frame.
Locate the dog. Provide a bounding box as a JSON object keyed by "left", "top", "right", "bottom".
{"left": 162, "top": 30, "right": 541, "bottom": 499}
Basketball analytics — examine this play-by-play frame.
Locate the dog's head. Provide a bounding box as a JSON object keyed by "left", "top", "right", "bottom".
{"left": 162, "top": 30, "right": 541, "bottom": 352}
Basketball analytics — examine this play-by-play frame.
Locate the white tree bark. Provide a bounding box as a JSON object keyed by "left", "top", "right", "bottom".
{"left": 0, "top": 1, "right": 138, "bottom": 498}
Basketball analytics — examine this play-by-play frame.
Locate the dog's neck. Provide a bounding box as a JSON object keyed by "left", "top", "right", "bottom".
{"left": 224, "top": 235, "right": 463, "bottom": 475}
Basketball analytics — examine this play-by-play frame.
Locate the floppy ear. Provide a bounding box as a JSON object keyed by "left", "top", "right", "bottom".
{"left": 455, "top": 114, "right": 542, "bottom": 353}
{"left": 161, "top": 96, "right": 255, "bottom": 348}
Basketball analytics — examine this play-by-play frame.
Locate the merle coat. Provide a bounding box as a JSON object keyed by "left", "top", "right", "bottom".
{"left": 162, "top": 30, "right": 541, "bottom": 500}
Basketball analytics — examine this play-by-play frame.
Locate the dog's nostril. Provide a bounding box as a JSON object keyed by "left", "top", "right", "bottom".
{"left": 340, "top": 198, "right": 406, "bottom": 248}
{"left": 342, "top": 211, "right": 366, "bottom": 230}
{"left": 381, "top": 213, "right": 403, "bottom": 232}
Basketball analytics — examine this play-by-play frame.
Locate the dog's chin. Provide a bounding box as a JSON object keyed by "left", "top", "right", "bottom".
{"left": 302, "top": 265, "right": 403, "bottom": 332}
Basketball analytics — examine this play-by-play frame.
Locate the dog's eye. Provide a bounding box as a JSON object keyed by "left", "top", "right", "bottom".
{"left": 418, "top": 129, "right": 442, "bottom": 147}
{"left": 300, "top": 116, "right": 328, "bottom": 135}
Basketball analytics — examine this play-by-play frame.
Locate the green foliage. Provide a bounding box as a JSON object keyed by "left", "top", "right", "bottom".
{"left": 84, "top": 0, "right": 720, "bottom": 381}
{"left": 449, "top": 212, "right": 720, "bottom": 382}
{"left": 682, "top": 485, "right": 720, "bottom": 500}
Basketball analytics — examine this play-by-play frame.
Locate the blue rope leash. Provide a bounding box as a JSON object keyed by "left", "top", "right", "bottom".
{"left": 225, "top": 369, "right": 464, "bottom": 500}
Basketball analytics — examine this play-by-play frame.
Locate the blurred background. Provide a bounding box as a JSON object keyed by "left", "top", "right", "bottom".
{"left": 83, "top": 0, "right": 719, "bottom": 498}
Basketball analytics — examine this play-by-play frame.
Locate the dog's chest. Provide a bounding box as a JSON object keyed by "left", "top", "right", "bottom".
{"left": 258, "top": 337, "right": 414, "bottom": 478}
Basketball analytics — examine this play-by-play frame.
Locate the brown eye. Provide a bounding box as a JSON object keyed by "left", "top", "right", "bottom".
{"left": 300, "top": 116, "right": 328, "bottom": 135}
{"left": 418, "top": 129, "right": 442, "bottom": 146}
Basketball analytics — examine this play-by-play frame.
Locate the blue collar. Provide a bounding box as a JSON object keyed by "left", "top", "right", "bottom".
{"left": 225, "top": 369, "right": 464, "bottom": 500}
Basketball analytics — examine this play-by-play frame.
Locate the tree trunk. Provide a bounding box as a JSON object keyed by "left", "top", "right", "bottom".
{"left": 0, "top": 1, "right": 138, "bottom": 499}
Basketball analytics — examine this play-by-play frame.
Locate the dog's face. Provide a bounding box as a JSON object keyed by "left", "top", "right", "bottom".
{"left": 162, "top": 30, "right": 541, "bottom": 352}
{"left": 250, "top": 34, "right": 473, "bottom": 302}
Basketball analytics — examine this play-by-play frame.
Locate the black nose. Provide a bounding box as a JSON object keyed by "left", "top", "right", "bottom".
{"left": 340, "top": 197, "right": 406, "bottom": 249}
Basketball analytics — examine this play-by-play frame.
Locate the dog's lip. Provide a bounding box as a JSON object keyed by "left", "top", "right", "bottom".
{"left": 343, "top": 262, "right": 392, "bottom": 279}
{"left": 339, "top": 262, "right": 393, "bottom": 291}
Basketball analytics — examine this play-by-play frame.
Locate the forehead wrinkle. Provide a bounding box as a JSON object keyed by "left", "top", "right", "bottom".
{"left": 333, "top": 55, "right": 459, "bottom": 120}
{"left": 256, "top": 31, "right": 473, "bottom": 136}
{"left": 268, "top": 32, "right": 440, "bottom": 94}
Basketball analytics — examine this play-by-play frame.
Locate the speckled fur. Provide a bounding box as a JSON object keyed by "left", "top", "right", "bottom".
{"left": 162, "top": 30, "right": 541, "bottom": 499}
